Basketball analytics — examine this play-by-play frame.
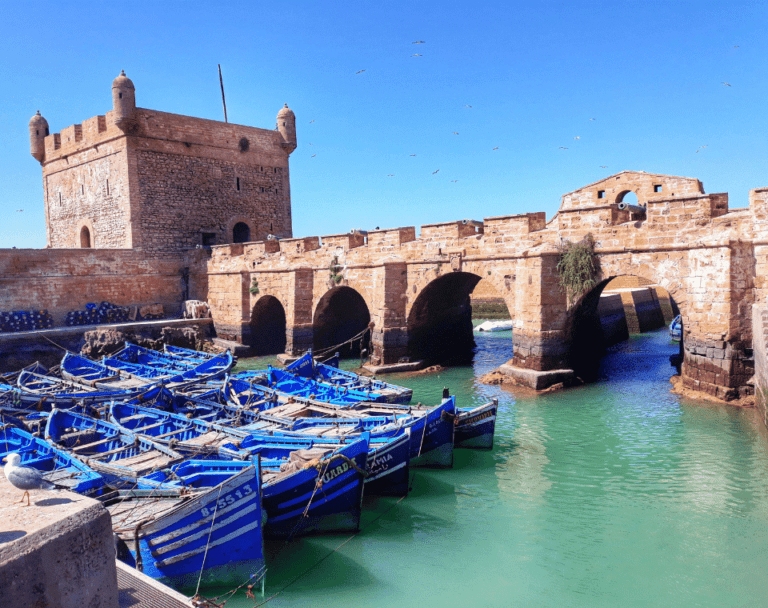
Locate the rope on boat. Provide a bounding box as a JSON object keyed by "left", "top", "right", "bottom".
{"left": 310, "top": 325, "right": 371, "bottom": 359}
{"left": 194, "top": 484, "right": 224, "bottom": 598}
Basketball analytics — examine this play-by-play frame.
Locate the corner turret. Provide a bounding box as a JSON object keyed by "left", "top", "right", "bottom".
{"left": 29, "top": 110, "right": 49, "bottom": 163}
{"left": 112, "top": 70, "right": 136, "bottom": 131}
{"left": 277, "top": 103, "right": 296, "bottom": 154}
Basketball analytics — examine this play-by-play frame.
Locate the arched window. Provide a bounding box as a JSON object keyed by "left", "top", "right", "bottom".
{"left": 233, "top": 222, "right": 250, "bottom": 243}
{"left": 80, "top": 226, "right": 91, "bottom": 248}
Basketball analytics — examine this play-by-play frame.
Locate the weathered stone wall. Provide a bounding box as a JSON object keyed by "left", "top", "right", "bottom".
{"left": 37, "top": 85, "right": 294, "bottom": 252}
{"left": 42, "top": 117, "right": 132, "bottom": 248}
{"left": 203, "top": 171, "right": 764, "bottom": 398}
{"left": 0, "top": 248, "right": 186, "bottom": 325}
{"left": 753, "top": 305, "right": 768, "bottom": 427}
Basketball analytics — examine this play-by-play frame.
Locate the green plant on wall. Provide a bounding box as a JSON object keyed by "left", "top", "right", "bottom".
{"left": 249, "top": 278, "right": 260, "bottom": 295}
{"left": 329, "top": 256, "right": 343, "bottom": 284}
{"left": 556, "top": 233, "right": 601, "bottom": 307}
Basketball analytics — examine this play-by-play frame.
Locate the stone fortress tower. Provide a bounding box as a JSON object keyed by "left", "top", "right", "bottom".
{"left": 30, "top": 71, "right": 296, "bottom": 251}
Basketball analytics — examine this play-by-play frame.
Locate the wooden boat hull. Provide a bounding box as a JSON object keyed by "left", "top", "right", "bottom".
{"left": 454, "top": 400, "right": 498, "bottom": 450}
{"left": 0, "top": 425, "right": 105, "bottom": 495}
{"left": 119, "top": 464, "right": 264, "bottom": 588}
{"left": 260, "top": 437, "right": 369, "bottom": 539}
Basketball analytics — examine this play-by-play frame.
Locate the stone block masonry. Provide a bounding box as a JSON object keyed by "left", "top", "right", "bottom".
{"left": 33, "top": 71, "right": 296, "bottom": 252}
{"left": 0, "top": 248, "right": 188, "bottom": 326}
{"left": 0, "top": 475, "right": 118, "bottom": 608}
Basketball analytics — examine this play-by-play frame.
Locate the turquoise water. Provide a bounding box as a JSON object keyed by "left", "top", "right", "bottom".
{"left": 204, "top": 328, "right": 768, "bottom": 607}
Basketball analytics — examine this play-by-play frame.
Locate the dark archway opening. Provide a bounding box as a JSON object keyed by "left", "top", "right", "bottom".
{"left": 233, "top": 222, "right": 250, "bottom": 243}
{"left": 250, "top": 296, "right": 286, "bottom": 355}
{"left": 80, "top": 226, "right": 91, "bottom": 248}
{"left": 567, "top": 275, "right": 680, "bottom": 382}
{"left": 313, "top": 287, "right": 371, "bottom": 357}
{"left": 408, "top": 272, "right": 481, "bottom": 365}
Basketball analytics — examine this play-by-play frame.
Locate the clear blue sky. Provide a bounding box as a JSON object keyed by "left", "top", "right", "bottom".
{"left": 1, "top": 0, "right": 765, "bottom": 248}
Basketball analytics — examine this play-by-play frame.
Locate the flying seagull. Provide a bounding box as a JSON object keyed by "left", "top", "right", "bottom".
{"left": 387, "top": 174, "right": 395, "bottom": 177}
{"left": 600, "top": 165, "right": 608, "bottom": 168}
{"left": 412, "top": 41, "right": 426, "bottom": 44}
{"left": 590, "top": 118, "right": 596, "bottom": 121}
{"left": 451, "top": 180, "right": 458, "bottom": 183}
{"left": 356, "top": 70, "right": 366, "bottom": 74}
{"left": 16, "top": 209, "right": 23, "bottom": 212}
{"left": 411, "top": 54, "right": 422, "bottom": 57}
{"left": 464, "top": 105, "right": 472, "bottom": 108}
{"left": 3, "top": 453, "right": 66, "bottom": 506}
{"left": 432, "top": 169, "right": 440, "bottom": 174}
{"left": 559, "top": 146, "right": 568, "bottom": 150}
{"left": 311, "top": 154, "right": 316, "bottom": 158}
{"left": 573, "top": 136, "right": 580, "bottom": 139}
{"left": 722, "top": 82, "right": 731, "bottom": 86}
{"left": 452, "top": 132, "right": 459, "bottom": 135}
{"left": 309, "top": 120, "right": 315, "bottom": 124}
{"left": 410, "top": 154, "right": 417, "bottom": 157}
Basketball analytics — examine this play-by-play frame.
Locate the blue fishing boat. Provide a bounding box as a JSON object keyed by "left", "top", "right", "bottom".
{"left": 112, "top": 399, "right": 411, "bottom": 497}
{"left": 261, "top": 397, "right": 456, "bottom": 468}
{"left": 45, "top": 408, "right": 184, "bottom": 481}
{"left": 16, "top": 369, "right": 172, "bottom": 409}
{"left": 257, "top": 435, "right": 369, "bottom": 538}
{"left": 109, "top": 462, "right": 264, "bottom": 589}
{"left": 108, "top": 400, "right": 249, "bottom": 459}
{"left": 669, "top": 314, "right": 682, "bottom": 342}
{"left": 140, "top": 436, "right": 370, "bottom": 539}
{"left": 287, "top": 351, "right": 413, "bottom": 404}
{"left": 164, "top": 344, "right": 218, "bottom": 363}
{"left": 60, "top": 350, "right": 234, "bottom": 390}
{"left": 453, "top": 399, "right": 498, "bottom": 449}
{"left": 235, "top": 366, "right": 383, "bottom": 405}
{"left": 0, "top": 424, "right": 106, "bottom": 495}
{"left": 111, "top": 342, "right": 198, "bottom": 372}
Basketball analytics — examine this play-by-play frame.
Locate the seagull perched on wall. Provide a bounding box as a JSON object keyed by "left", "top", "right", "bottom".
{"left": 3, "top": 453, "right": 66, "bottom": 506}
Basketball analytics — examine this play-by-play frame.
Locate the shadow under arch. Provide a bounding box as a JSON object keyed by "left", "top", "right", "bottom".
{"left": 313, "top": 286, "right": 371, "bottom": 357}
{"left": 564, "top": 274, "right": 681, "bottom": 381}
{"left": 407, "top": 271, "right": 482, "bottom": 365}
{"left": 250, "top": 295, "right": 287, "bottom": 355}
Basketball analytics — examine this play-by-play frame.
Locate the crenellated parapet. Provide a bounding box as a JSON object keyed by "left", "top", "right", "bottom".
{"left": 31, "top": 71, "right": 297, "bottom": 252}
{"left": 204, "top": 170, "right": 766, "bottom": 401}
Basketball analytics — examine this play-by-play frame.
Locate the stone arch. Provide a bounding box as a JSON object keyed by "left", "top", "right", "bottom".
{"left": 615, "top": 189, "right": 641, "bottom": 205}
{"left": 249, "top": 295, "right": 287, "bottom": 355}
{"left": 226, "top": 216, "right": 255, "bottom": 244}
{"left": 233, "top": 222, "right": 250, "bottom": 243}
{"left": 407, "top": 271, "right": 482, "bottom": 364}
{"left": 76, "top": 219, "right": 95, "bottom": 248}
{"left": 313, "top": 286, "right": 371, "bottom": 357}
{"left": 563, "top": 266, "right": 685, "bottom": 381}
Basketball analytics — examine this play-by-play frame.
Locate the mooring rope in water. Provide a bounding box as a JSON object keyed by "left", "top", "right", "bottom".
{"left": 194, "top": 483, "right": 225, "bottom": 598}
{"left": 253, "top": 481, "right": 414, "bottom": 607}
{"left": 311, "top": 325, "right": 371, "bottom": 359}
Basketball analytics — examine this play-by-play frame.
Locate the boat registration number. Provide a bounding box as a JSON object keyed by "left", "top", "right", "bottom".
{"left": 200, "top": 484, "right": 255, "bottom": 517}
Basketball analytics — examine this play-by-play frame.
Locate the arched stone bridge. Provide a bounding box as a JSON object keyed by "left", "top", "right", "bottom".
{"left": 202, "top": 171, "right": 768, "bottom": 400}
